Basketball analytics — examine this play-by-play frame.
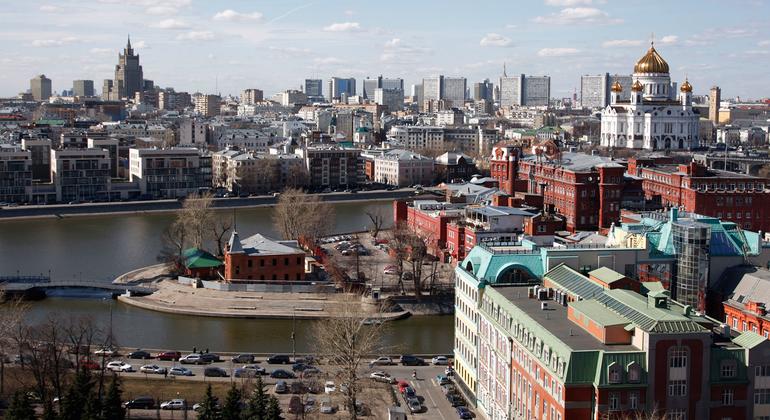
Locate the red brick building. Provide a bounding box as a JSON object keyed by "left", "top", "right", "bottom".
{"left": 224, "top": 231, "right": 306, "bottom": 281}
{"left": 627, "top": 157, "right": 770, "bottom": 232}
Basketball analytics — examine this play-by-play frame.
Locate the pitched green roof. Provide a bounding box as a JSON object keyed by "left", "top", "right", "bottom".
{"left": 733, "top": 331, "right": 767, "bottom": 349}
{"left": 589, "top": 267, "right": 626, "bottom": 285}
{"left": 594, "top": 352, "right": 647, "bottom": 387}
{"left": 182, "top": 248, "right": 223, "bottom": 269}
{"left": 570, "top": 300, "right": 629, "bottom": 328}
{"left": 709, "top": 347, "right": 748, "bottom": 384}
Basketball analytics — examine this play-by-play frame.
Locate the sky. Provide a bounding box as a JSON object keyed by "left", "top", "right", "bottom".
{"left": 1, "top": 0, "right": 769, "bottom": 100}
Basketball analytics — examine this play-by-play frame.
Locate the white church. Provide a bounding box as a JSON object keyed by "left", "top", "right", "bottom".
{"left": 600, "top": 43, "right": 700, "bottom": 151}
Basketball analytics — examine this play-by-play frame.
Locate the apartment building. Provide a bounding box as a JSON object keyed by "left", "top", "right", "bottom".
{"left": 129, "top": 147, "right": 211, "bottom": 199}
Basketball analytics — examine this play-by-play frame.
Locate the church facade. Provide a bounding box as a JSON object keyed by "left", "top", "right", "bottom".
{"left": 600, "top": 43, "right": 700, "bottom": 151}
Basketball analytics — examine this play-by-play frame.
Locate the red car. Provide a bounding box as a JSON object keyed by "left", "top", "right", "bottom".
{"left": 397, "top": 381, "right": 410, "bottom": 393}
{"left": 79, "top": 359, "right": 101, "bottom": 370}
{"left": 156, "top": 351, "right": 181, "bottom": 361}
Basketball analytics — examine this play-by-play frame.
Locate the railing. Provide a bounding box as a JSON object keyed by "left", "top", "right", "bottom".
{"left": 0, "top": 275, "right": 50, "bottom": 284}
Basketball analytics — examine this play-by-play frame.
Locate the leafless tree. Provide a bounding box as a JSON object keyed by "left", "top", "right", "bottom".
{"left": 387, "top": 222, "right": 433, "bottom": 298}
{"left": 0, "top": 288, "right": 27, "bottom": 395}
{"left": 284, "top": 164, "right": 310, "bottom": 189}
{"left": 157, "top": 219, "right": 188, "bottom": 271}
{"left": 600, "top": 407, "right": 670, "bottom": 420}
{"left": 312, "top": 297, "right": 390, "bottom": 420}
{"left": 211, "top": 214, "right": 234, "bottom": 257}
{"left": 180, "top": 192, "right": 215, "bottom": 249}
{"left": 272, "top": 188, "right": 335, "bottom": 242}
{"left": 366, "top": 210, "right": 386, "bottom": 239}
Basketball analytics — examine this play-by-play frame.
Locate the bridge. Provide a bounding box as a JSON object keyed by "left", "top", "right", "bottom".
{"left": 1, "top": 277, "right": 157, "bottom": 296}
{"left": 693, "top": 153, "right": 770, "bottom": 176}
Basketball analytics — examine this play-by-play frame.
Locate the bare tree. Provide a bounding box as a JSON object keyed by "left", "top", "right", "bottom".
{"left": 366, "top": 210, "right": 386, "bottom": 239}
{"left": 312, "top": 297, "right": 390, "bottom": 420}
{"left": 179, "top": 192, "right": 215, "bottom": 249}
{"left": 284, "top": 163, "right": 310, "bottom": 189}
{"left": 272, "top": 188, "right": 335, "bottom": 242}
{"left": 157, "top": 220, "right": 188, "bottom": 271}
{"left": 0, "top": 288, "right": 27, "bottom": 395}
{"left": 387, "top": 222, "right": 433, "bottom": 299}
{"left": 211, "top": 214, "right": 234, "bottom": 257}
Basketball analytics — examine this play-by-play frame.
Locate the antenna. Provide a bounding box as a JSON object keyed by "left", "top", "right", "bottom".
{"left": 232, "top": 208, "right": 237, "bottom": 232}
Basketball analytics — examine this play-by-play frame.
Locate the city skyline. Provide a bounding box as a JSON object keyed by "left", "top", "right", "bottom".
{"left": 2, "top": 0, "right": 770, "bottom": 100}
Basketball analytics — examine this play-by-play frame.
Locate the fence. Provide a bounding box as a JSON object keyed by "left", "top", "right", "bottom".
{"left": 178, "top": 276, "right": 337, "bottom": 294}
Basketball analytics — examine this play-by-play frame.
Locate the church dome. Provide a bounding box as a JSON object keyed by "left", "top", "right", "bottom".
{"left": 611, "top": 81, "right": 623, "bottom": 92}
{"left": 680, "top": 79, "right": 693, "bottom": 93}
{"left": 634, "top": 44, "right": 669, "bottom": 74}
{"left": 631, "top": 80, "right": 643, "bottom": 92}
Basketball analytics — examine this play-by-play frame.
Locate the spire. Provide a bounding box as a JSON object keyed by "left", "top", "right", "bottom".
{"left": 503, "top": 62, "right": 508, "bottom": 78}
{"left": 126, "top": 34, "right": 133, "bottom": 55}
{"left": 227, "top": 230, "right": 244, "bottom": 254}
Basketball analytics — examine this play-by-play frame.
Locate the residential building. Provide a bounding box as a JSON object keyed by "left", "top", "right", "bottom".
{"left": 297, "top": 145, "right": 362, "bottom": 188}
{"left": 87, "top": 137, "right": 120, "bottom": 178}
{"left": 72, "top": 80, "right": 95, "bottom": 97}
{"left": 0, "top": 146, "right": 32, "bottom": 203}
{"left": 194, "top": 94, "right": 221, "bottom": 117}
{"left": 159, "top": 90, "right": 192, "bottom": 111}
{"left": 30, "top": 74, "right": 52, "bottom": 101}
{"left": 709, "top": 86, "right": 721, "bottom": 125}
{"left": 240, "top": 89, "right": 264, "bottom": 105}
{"left": 276, "top": 89, "right": 307, "bottom": 106}
{"left": 373, "top": 149, "right": 433, "bottom": 187}
{"left": 224, "top": 231, "right": 306, "bottom": 281}
{"left": 215, "top": 129, "right": 271, "bottom": 152}
{"left": 21, "top": 138, "right": 52, "bottom": 182}
{"left": 601, "top": 44, "right": 700, "bottom": 150}
{"left": 50, "top": 148, "right": 112, "bottom": 202}
{"left": 715, "top": 267, "right": 770, "bottom": 339}
{"left": 434, "top": 152, "right": 478, "bottom": 183}
{"left": 129, "top": 147, "right": 211, "bottom": 199}
{"left": 212, "top": 149, "right": 306, "bottom": 194}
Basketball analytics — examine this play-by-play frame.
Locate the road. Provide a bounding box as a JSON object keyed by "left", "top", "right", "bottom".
{"left": 93, "top": 355, "right": 473, "bottom": 419}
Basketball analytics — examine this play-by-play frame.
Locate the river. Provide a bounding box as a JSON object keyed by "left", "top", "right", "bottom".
{"left": 1, "top": 201, "right": 455, "bottom": 354}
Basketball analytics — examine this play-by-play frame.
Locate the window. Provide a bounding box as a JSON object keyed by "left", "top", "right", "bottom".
{"left": 722, "top": 388, "right": 734, "bottom": 406}
{"left": 756, "top": 388, "right": 770, "bottom": 404}
{"left": 272, "top": 258, "right": 277, "bottom": 266}
{"left": 260, "top": 259, "right": 265, "bottom": 267}
{"left": 608, "top": 363, "right": 622, "bottom": 384}
{"left": 669, "top": 347, "right": 687, "bottom": 369}
{"left": 247, "top": 260, "right": 253, "bottom": 268}
{"left": 627, "top": 362, "right": 641, "bottom": 383}
{"left": 668, "top": 409, "right": 686, "bottom": 420}
{"left": 629, "top": 391, "right": 639, "bottom": 410}
{"left": 284, "top": 257, "right": 289, "bottom": 265}
{"left": 608, "top": 392, "right": 620, "bottom": 411}
{"left": 668, "top": 380, "right": 687, "bottom": 396}
{"left": 720, "top": 360, "right": 736, "bottom": 378}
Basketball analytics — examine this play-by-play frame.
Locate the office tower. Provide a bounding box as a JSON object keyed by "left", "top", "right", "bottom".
{"left": 422, "top": 76, "right": 442, "bottom": 103}
{"left": 523, "top": 76, "right": 550, "bottom": 106}
{"left": 30, "top": 74, "right": 52, "bottom": 101}
{"left": 709, "top": 86, "right": 721, "bottom": 124}
{"left": 363, "top": 77, "right": 380, "bottom": 100}
{"left": 499, "top": 74, "right": 524, "bottom": 107}
{"left": 411, "top": 84, "right": 423, "bottom": 104}
{"left": 609, "top": 75, "right": 633, "bottom": 102}
{"left": 241, "top": 89, "right": 264, "bottom": 105}
{"left": 327, "top": 77, "right": 356, "bottom": 101}
{"left": 113, "top": 36, "right": 144, "bottom": 100}
{"left": 580, "top": 74, "right": 608, "bottom": 109}
{"left": 102, "top": 80, "right": 114, "bottom": 100}
{"left": 375, "top": 88, "right": 404, "bottom": 113}
{"left": 381, "top": 78, "right": 404, "bottom": 91}
{"left": 473, "top": 79, "right": 493, "bottom": 101}
{"left": 72, "top": 80, "right": 94, "bottom": 97}
{"left": 304, "top": 79, "right": 323, "bottom": 97}
{"left": 443, "top": 77, "right": 467, "bottom": 107}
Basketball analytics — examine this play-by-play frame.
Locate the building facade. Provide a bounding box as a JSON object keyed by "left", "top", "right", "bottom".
{"left": 224, "top": 231, "right": 306, "bottom": 281}
{"left": 30, "top": 74, "right": 52, "bottom": 101}
{"left": 50, "top": 148, "right": 112, "bottom": 202}
{"left": 0, "top": 146, "right": 32, "bottom": 204}
{"left": 72, "top": 80, "right": 95, "bottom": 97}
{"left": 129, "top": 147, "right": 211, "bottom": 199}
{"left": 373, "top": 149, "right": 433, "bottom": 187}
{"left": 112, "top": 37, "right": 144, "bottom": 100}
{"left": 240, "top": 89, "right": 264, "bottom": 105}
{"left": 297, "top": 146, "right": 362, "bottom": 188}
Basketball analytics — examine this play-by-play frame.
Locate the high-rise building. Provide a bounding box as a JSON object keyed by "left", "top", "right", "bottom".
{"left": 113, "top": 36, "right": 144, "bottom": 100}
{"left": 194, "top": 94, "right": 221, "bottom": 117}
{"left": 72, "top": 80, "right": 94, "bottom": 97}
{"left": 499, "top": 74, "right": 523, "bottom": 107}
{"left": 240, "top": 89, "right": 264, "bottom": 105}
{"left": 473, "top": 79, "right": 493, "bottom": 101}
{"left": 580, "top": 74, "right": 632, "bottom": 109}
{"left": 304, "top": 79, "right": 323, "bottom": 98}
{"left": 374, "top": 88, "right": 404, "bottom": 113}
{"left": 523, "top": 76, "right": 550, "bottom": 106}
{"left": 709, "top": 86, "right": 721, "bottom": 124}
{"left": 362, "top": 77, "right": 380, "bottom": 100}
{"left": 381, "top": 77, "right": 404, "bottom": 91}
{"left": 30, "top": 74, "right": 52, "bottom": 101}
{"left": 327, "top": 77, "right": 356, "bottom": 101}
{"left": 443, "top": 77, "right": 467, "bottom": 107}
{"left": 102, "top": 80, "right": 114, "bottom": 100}
{"left": 422, "top": 76, "right": 442, "bottom": 102}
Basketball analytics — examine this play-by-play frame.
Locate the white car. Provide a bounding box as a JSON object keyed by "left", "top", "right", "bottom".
{"left": 160, "top": 399, "right": 186, "bottom": 410}
{"left": 320, "top": 398, "right": 336, "bottom": 414}
{"left": 139, "top": 364, "right": 167, "bottom": 374}
{"left": 179, "top": 354, "right": 204, "bottom": 364}
{"left": 370, "top": 371, "right": 396, "bottom": 384}
{"left": 94, "top": 347, "right": 118, "bottom": 357}
{"left": 369, "top": 356, "right": 393, "bottom": 366}
{"left": 168, "top": 367, "right": 193, "bottom": 377}
{"left": 324, "top": 381, "right": 336, "bottom": 394}
{"left": 432, "top": 356, "right": 449, "bottom": 365}
{"left": 106, "top": 361, "right": 133, "bottom": 372}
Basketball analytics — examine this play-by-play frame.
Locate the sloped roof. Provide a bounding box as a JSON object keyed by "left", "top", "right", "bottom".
{"left": 182, "top": 248, "right": 223, "bottom": 269}
{"left": 239, "top": 233, "right": 302, "bottom": 256}
{"left": 733, "top": 331, "right": 767, "bottom": 349}
{"left": 589, "top": 267, "right": 626, "bottom": 285}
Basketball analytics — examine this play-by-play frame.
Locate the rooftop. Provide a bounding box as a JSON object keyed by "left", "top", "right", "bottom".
{"left": 521, "top": 151, "right": 617, "bottom": 172}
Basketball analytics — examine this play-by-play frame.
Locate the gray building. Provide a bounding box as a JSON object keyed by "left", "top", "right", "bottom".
{"left": 443, "top": 77, "right": 467, "bottom": 107}
{"left": 374, "top": 88, "right": 405, "bottom": 113}
{"left": 473, "top": 79, "right": 494, "bottom": 101}
{"left": 580, "top": 73, "right": 632, "bottom": 109}
{"left": 499, "top": 74, "right": 523, "bottom": 107}
{"left": 0, "top": 146, "right": 32, "bottom": 204}
{"left": 30, "top": 74, "right": 52, "bottom": 101}
{"left": 129, "top": 147, "right": 211, "bottom": 199}
{"left": 112, "top": 36, "right": 144, "bottom": 100}
{"left": 499, "top": 74, "right": 550, "bottom": 107}
{"left": 327, "top": 77, "right": 356, "bottom": 101}
{"left": 363, "top": 76, "right": 404, "bottom": 100}
{"left": 72, "top": 80, "right": 95, "bottom": 97}
{"left": 304, "top": 79, "right": 323, "bottom": 98}
{"left": 50, "top": 148, "right": 112, "bottom": 203}
{"left": 21, "top": 138, "right": 52, "bottom": 182}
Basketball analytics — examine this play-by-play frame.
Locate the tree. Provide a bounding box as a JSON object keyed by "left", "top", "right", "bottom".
{"left": 220, "top": 385, "right": 242, "bottom": 420}
{"left": 101, "top": 375, "right": 125, "bottom": 420}
{"left": 244, "top": 375, "right": 268, "bottom": 419}
{"left": 265, "top": 396, "right": 282, "bottom": 420}
{"left": 366, "top": 210, "right": 386, "bottom": 239}
{"left": 211, "top": 214, "right": 234, "bottom": 257}
{"left": 60, "top": 368, "right": 96, "bottom": 420}
{"left": 0, "top": 288, "right": 27, "bottom": 395}
{"left": 157, "top": 219, "right": 188, "bottom": 270}
{"left": 197, "top": 384, "right": 220, "bottom": 420}
{"left": 387, "top": 222, "right": 432, "bottom": 299}
{"left": 6, "top": 390, "right": 35, "bottom": 420}
{"left": 180, "top": 192, "right": 215, "bottom": 249}
{"left": 272, "top": 188, "right": 334, "bottom": 242}
{"left": 313, "top": 297, "right": 390, "bottom": 420}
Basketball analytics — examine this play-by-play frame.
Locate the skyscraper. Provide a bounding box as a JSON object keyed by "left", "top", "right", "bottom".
{"left": 241, "top": 89, "right": 263, "bottom": 105}
{"left": 443, "top": 77, "right": 467, "bottom": 107}
{"left": 709, "top": 86, "right": 721, "bottom": 124}
{"left": 304, "top": 79, "right": 323, "bottom": 98}
{"left": 362, "top": 77, "right": 380, "bottom": 100}
{"left": 72, "top": 80, "right": 94, "bottom": 97}
{"left": 499, "top": 74, "right": 523, "bottom": 107}
{"left": 30, "top": 75, "right": 52, "bottom": 101}
{"left": 327, "top": 77, "right": 356, "bottom": 101}
{"left": 473, "top": 79, "right": 493, "bottom": 101}
{"left": 113, "top": 36, "right": 144, "bottom": 100}
{"left": 523, "top": 76, "right": 550, "bottom": 107}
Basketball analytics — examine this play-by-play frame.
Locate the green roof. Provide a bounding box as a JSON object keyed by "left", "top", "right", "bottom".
{"left": 589, "top": 267, "right": 626, "bottom": 285}
{"left": 641, "top": 281, "right": 665, "bottom": 295}
{"left": 709, "top": 347, "right": 748, "bottom": 384}
{"left": 462, "top": 245, "right": 544, "bottom": 284}
{"left": 182, "top": 248, "right": 223, "bottom": 269}
{"left": 570, "top": 300, "right": 629, "bottom": 328}
{"left": 733, "top": 331, "right": 767, "bottom": 349}
{"left": 594, "top": 352, "right": 647, "bottom": 387}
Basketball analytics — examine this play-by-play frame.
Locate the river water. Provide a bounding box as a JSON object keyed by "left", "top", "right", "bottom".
{"left": 0, "top": 202, "right": 454, "bottom": 354}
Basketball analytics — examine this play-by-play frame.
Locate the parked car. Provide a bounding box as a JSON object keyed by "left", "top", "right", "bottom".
{"left": 292, "top": 362, "right": 314, "bottom": 372}
{"left": 290, "top": 382, "right": 309, "bottom": 394}
{"left": 324, "top": 381, "right": 336, "bottom": 394}
{"left": 267, "top": 354, "right": 291, "bottom": 364}
{"left": 234, "top": 368, "right": 257, "bottom": 378}
{"left": 80, "top": 359, "right": 101, "bottom": 370}
{"left": 436, "top": 374, "right": 451, "bottom": 386}
{"left": 432, "top": 356, "right": 449, "bottom": 365}
{"left": 242, "top": 364, "right": 266, "bottom": 375}
{"left": 447, "top": 394, "right": 465, "bottom": 407}
{"left": 156, "top": 351, "right": 181, "bottom": 361}
{"left": 320, "top": 397, "right": 336, "bottom": 414}
{"left": 199, "top": 353, "right": 221, "bottom": 363}
{"left": 139, "top": 364, "right": 167, "bottom": 375}
{"left": 457, "top": 406, "right": 474, "bottom": 419}
{"left": 204, "top": 367, "right": 228, "bottom": 377}
{"left": 302, "top": 367, "right": 321, "bottom": 377}
{"left": 168, "top": 367, "right": 194, "bottom": 377}
{"left": 370, "top": 371, "right": 396, "bottom": 384}
{"left": 160, "top": 399, "right": 186, "bottom": 410}
{"left": 128, "top": 350, "right": 152, "bottom": 359}
{"left": 369, "top": 356, "right": 393, "bottom": 366}
{"left": 270, "top": 369, "right": 295, "bottom": 379}
{"left": 179, "top": 354, "right": 207, "bottom": 364}
{"left": 231, "top": 354, "right": 255, "bottom": 363}
{"left": 383, "top": 266, "right": 398, "bottom": 275}
{"left": 397, "top": 381, "right": 411, "bottom": 393}
{"left": 94, "top": 347, "right": 117, "bottom": 357}
{"left": 288, "top": 396, "right": 303, "bottom": 414}
{"left": 403, "top": 387, "right": 416, "bottom": 399}
{"left": 274, "top": 380, "right": 288, "bottom": 394}
{"left": 406, "top": 397, "right": 423, "bottom": 413}
{"left": 400, "top": 355, "right": 426, "bottom": 366}
{"left": 106, "top": 361, "right": 133, "bottom": 372}
{"left": 123, "top": 396, "right": 155, "bottom": 409}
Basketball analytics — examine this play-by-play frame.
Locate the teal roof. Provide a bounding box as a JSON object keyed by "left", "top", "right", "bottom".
{"left": 182, "top": 248, "right": 223, "bottom": 269}
{"left": 733, "top": 331, "right": 767, "bottom": 349}
{"left": 594, "top": 352, "right": 647, "bottom": 387}
{"left": 462, "top": 245, "right": 544, "bottom": 284}
{"left": 709, "top": 347, "right": 748, "bottom": 384}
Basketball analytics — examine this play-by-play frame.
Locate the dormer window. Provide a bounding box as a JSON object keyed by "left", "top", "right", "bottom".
{"left": 627, "top": 361, "right": 641, "bottom": 383}
{"left": 608, "top": 362, "right": 622, "bottom": 384}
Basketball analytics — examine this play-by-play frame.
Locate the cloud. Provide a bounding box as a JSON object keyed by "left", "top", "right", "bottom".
{"left": 380, "top": 38, "right": 431, "bottom": 63}
{"left": 480, "top": 33, "right": 513, "bottom": 47}
{"left": 176, "top": 31, "right": 215, "bottom": 41}
{"left": 89, "top": 47, "right": 112, "bottom": 55}
{"left": 759, "top": 40, "right": 770, "bottom": 47}
{"left": 659, "top": 35, "right": 678, "bottom": 45}
{"left": 322, "top": 22, "right": 362, "bottom": 32}
{"left": 133, "top": 40, "right": 148, "bottom": 49}
{"left": 533, "top": 7, "right": 621, "bottom": 25}
{"left": 31, "top": 37, "right": 81, "bottom": 47}
{"left": 39, "top": 5, "right": 60, "bottom": 13}
{"left": 544, "top": 0, "right": 598, "bottom": 5}
{"left": 537, "top": 47, "right": 580, "bottom": 57}
{"left": 268, "top": 46, "right": 312, "bottom": 56}
{"left": 602, "top": 39, "right": 643, "bottom": 48}
{"left": 153, "top": 19, "right": 190, "bottom": 29}
{"left": 344, "top": 10, "right": 355, "bottom": 16}
{"left": 213, "top": 9, "right": 263, "bottom": 22}
{"left": 98, "top": 0, "right": 191, "bottom": 15}
{"left": 313, "top": 57, "right": 345, "bottom": 66}
{"left": 505, "top": 24, "right": 518, "bottom": 29}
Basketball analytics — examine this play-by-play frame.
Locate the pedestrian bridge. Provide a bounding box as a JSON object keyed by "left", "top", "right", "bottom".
{"left": 1, "top": 276, "right": 156, "bottom": 296}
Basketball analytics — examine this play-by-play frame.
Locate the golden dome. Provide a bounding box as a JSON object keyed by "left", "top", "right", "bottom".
{"left": 611, "top": 81, "right": 623, "bottom": 92}
{"left": 680, "top": 78, "right": 693, "bottom": 93}
{"left": 634, "top": 44, "right": 669, "bottom": 74}
{"left": 631, "top": 80, "right": 643, "bottom": 92}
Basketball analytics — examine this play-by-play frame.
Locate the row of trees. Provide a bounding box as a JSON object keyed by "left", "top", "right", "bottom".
{"left": 195, "top": 379, "right": 281, "bottom": 420}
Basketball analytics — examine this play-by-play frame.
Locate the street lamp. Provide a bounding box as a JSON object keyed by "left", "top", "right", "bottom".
{"left": 291, "top": 310, "right": 296, "bottom": 360}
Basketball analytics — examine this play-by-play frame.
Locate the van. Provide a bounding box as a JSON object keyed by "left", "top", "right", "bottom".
{"left": 267, "top": 354, "right": 291, "bottom": 364}
{"left": 124, "top": 396, "right": 155, "bottom": 409}
{"left": 204, "top": 367, "right": 228, "bottom": 377}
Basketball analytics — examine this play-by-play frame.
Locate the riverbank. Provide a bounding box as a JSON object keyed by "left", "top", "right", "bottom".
{"left": 0, "top": 188, "right": 422, "bottom": 221}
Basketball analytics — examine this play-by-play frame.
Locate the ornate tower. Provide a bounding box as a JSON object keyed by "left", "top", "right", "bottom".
{"left": 114, "top": 35, "right": 144, "bottom": 100}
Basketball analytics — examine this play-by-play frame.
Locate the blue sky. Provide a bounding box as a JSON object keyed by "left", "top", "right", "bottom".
{"left": 1, "top": 0, "right": 769, "bottom": 100}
